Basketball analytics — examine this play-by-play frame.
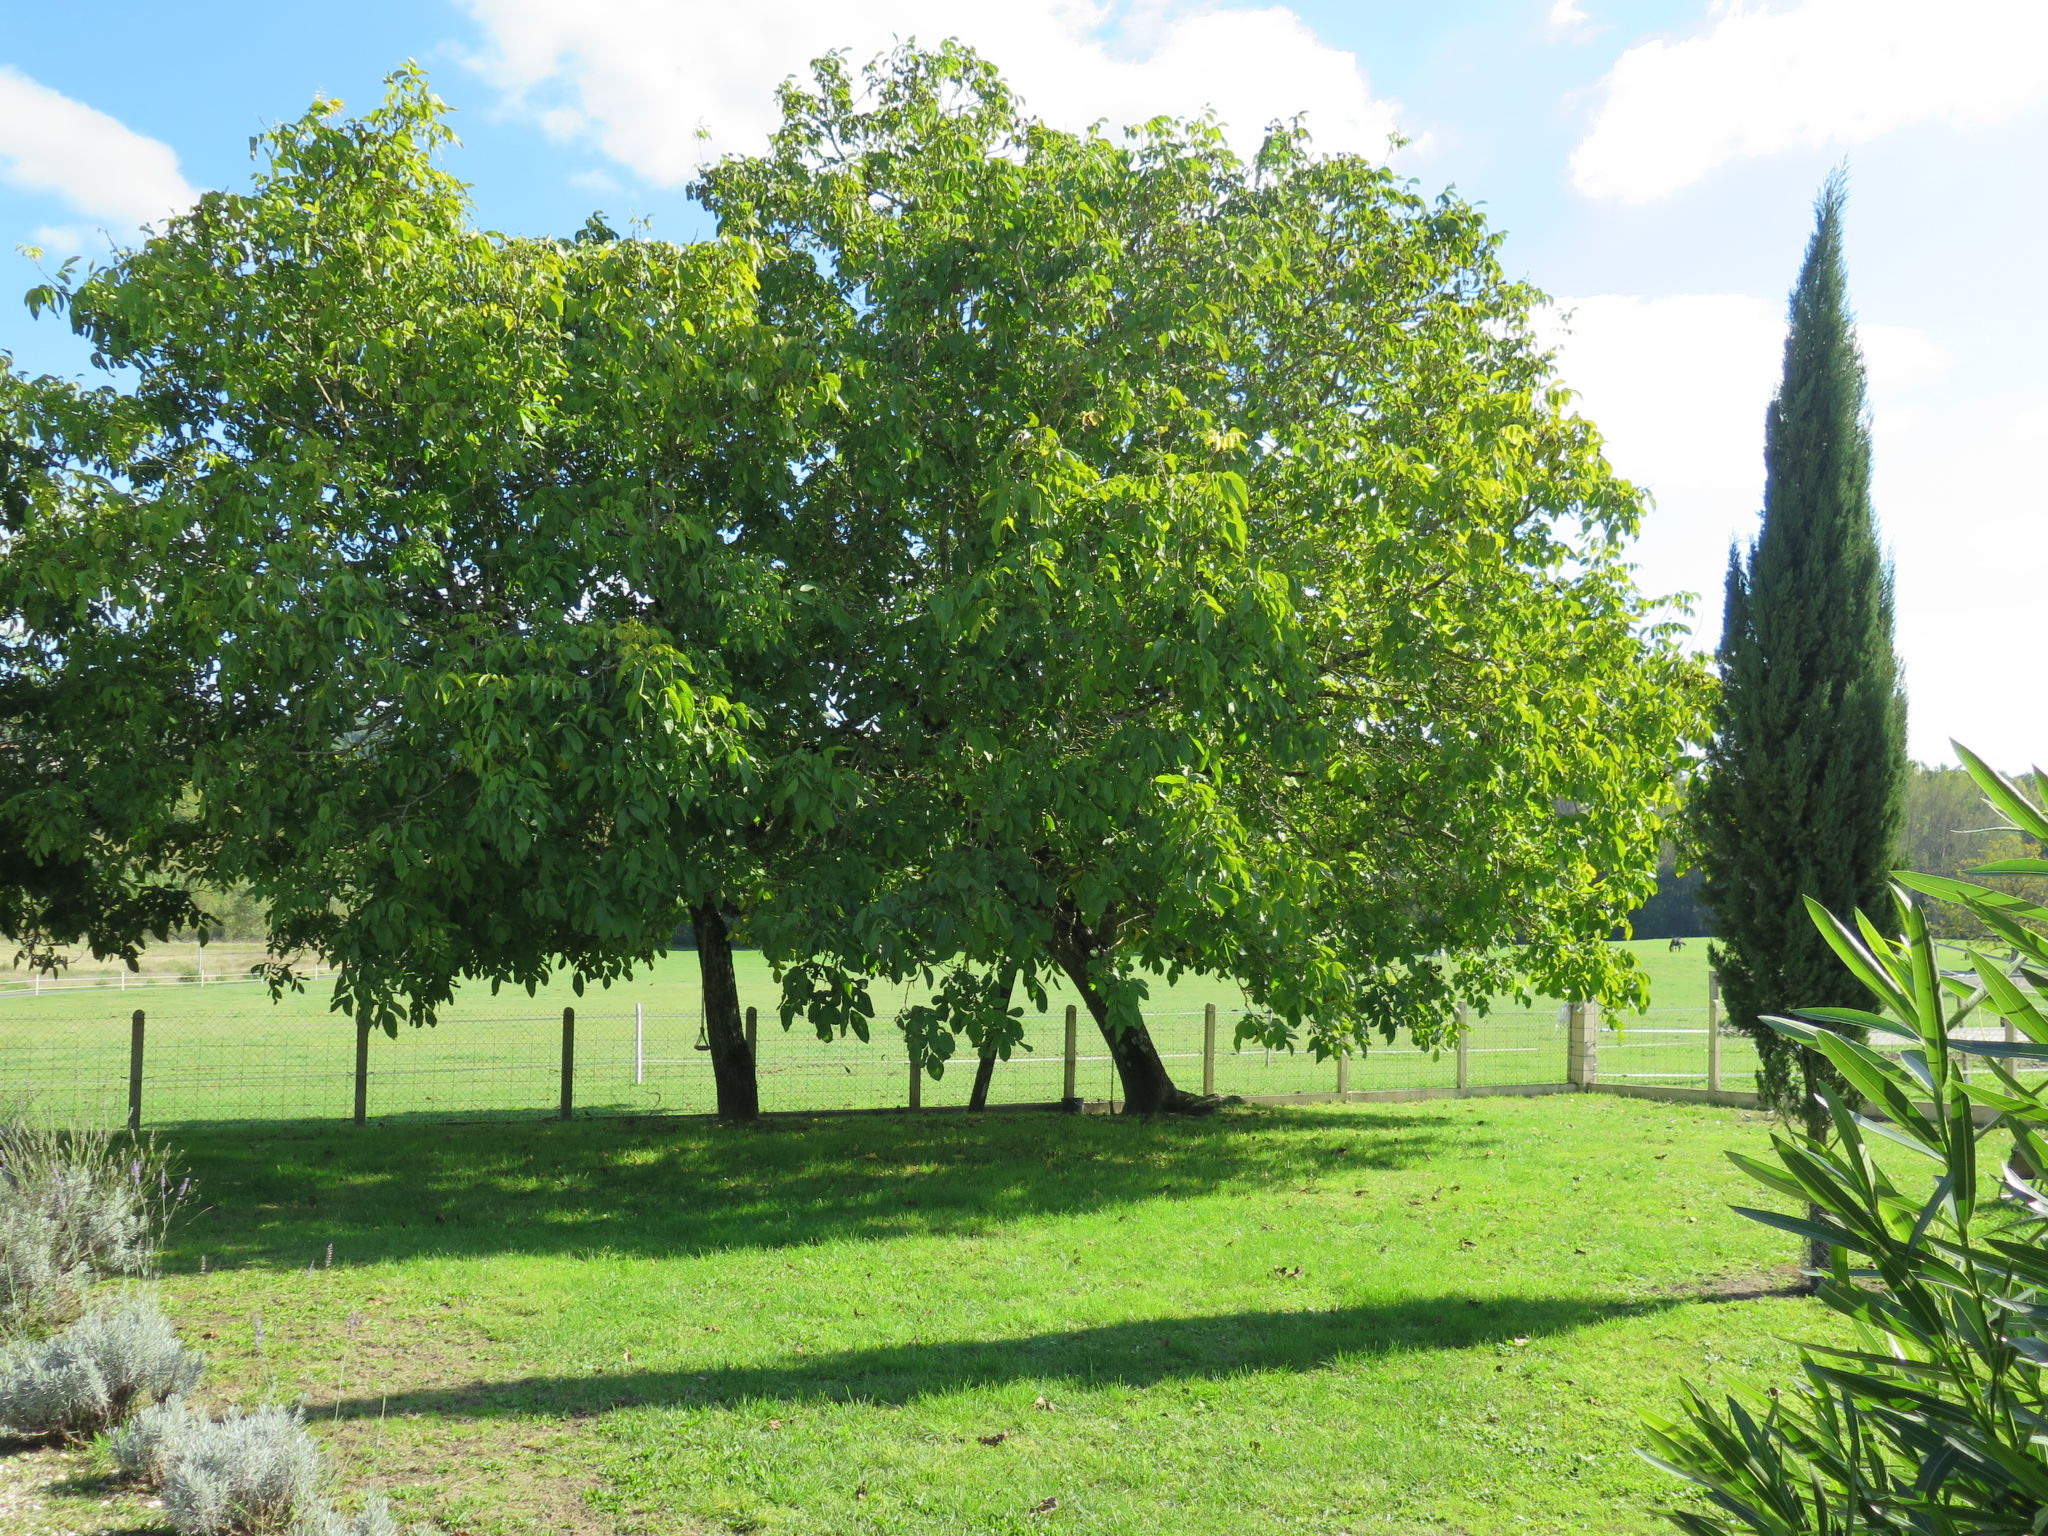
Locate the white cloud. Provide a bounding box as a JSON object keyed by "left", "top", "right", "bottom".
{"left": 1539, "top": 290, "right": 2048, "bottom": 763}
{"left": 1547, "top": 0, "right": 1593, "bottom": 35}
{"left": 0, "top": 67, "right": 197, "bottom": 230}
{"left": 1571, "top": 0, "right": 2048, "bottom": 202}
{"left": 458, "top": 0, "right": 1401, "bottom": 184}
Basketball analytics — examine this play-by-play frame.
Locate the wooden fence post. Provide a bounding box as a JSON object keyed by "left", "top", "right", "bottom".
{"left": 1566, "top": 1001, "right": 1599, "bottom": 1088}
{"left": 1202, "top": 1004, "right": 1217, "bottom": 1098}
{"left": 1336, "top": 1048, "right": 1350, "bottom": 1097}
{"left": 1455, "top": 1002, "right": 1470, "bottom": 1092}
{"left": 1063, "top": 1004, "right": 1079, "bottom": 1105}
{"left": 127, "top": 1010, "right": 144, "bottom": 1132}
{"left": 353, "top": 1019, "right": 369, "bottom": 1126}
{"left": 1706, "top": 970, "right": 1722, "bottom": 1092}
{"left": 559, "top": 1007, "right": 575, "bottom": 1121}
{"left": 745, "top": 1006, "right": 758, "bottom": 1057}
{"left": 908, "top": 1048, "right": 922, "bottom": 1110}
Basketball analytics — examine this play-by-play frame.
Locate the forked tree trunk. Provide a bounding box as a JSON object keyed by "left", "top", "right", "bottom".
{"left": 966, "top": 969, "right": 1019, "bottom": 1112}
{"left": 692, "top": 899, "right": 758, "bottom": 1121}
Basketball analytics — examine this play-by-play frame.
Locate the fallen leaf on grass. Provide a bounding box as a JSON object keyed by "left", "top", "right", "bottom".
{"left": 854, "top": 1485, "right": 868, "bottom": 1500}
{"left": 1030, "top": 1497, "right": 1059, "bottom": 1515}
{"left": 1272, "top": 1265, "right": 1303, "bottom": 1278}
{"left": 1033, "top": 1395, "right": 1055, "bottom": 1411}
{"left": 1458, "top": 1239, "right": 1478, "bottom": 1250}
{"left": 978, "top": 1432, "right": 1010, "bottom": 1446}
{"left": 766, "top": 1419, "right": 783, "bottom": 1431}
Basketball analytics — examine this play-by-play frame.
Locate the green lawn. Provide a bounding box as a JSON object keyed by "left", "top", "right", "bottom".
{"left": 0, "top": 941, "right": 1757, "bottom": 1126}
{"left": 30, "top": 1093, "right": 1830, "bottom": 1535}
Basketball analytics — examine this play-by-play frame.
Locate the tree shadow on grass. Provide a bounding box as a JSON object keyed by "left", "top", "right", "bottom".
{"left": 306, "top": 1290, "right": 1679, "bottom": 1422}
{"left": 164, "top": 1105, "right": 1479, "bottom": 1270}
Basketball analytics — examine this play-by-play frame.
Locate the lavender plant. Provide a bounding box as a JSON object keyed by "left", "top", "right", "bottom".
{"left": 160, "top": 1404, "right": 326, "bottom": 1535}
{"left": 0, "top": 1294, "right": 203, "bottom": 1438}
{"left": 0, "top": 1108, "right": 187, "bottom": 1332}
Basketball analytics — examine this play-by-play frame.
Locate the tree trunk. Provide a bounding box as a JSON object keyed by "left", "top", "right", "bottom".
{"left": 692, "top": 899, "right": 758, "bottom": 1121}
{"left": 967, "top": 1047, "right": 999, "bottom": 1111}
{"left": 1048, "top": 926, "right": 1207, "bottom": 1115}
{"left": 966, "top": 969, "right": 1019, "bottom": 1113}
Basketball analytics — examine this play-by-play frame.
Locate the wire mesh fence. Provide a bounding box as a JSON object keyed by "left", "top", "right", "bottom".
{"left": 0, "top": 957, "right": 1805, "bottom": 1129}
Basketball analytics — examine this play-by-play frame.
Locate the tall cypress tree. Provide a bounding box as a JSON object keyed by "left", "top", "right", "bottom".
{"left": 1698, "top": 172, "right": 1907, "bottom": 1140}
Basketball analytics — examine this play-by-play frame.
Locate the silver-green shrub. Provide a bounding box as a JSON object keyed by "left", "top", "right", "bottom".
{"left": 107, "top": 1394, "right": 208, "bottom": 1484}
{"left": 296, "top": 1497, "right": 400, "bottom": 1536}
{"left": 160, "top": 1404, "right": 326, "bottom": 1535}
{"left": 0, "top": 1294, "right": 203, "bottom": 1438}
{"left": 0, "top": 1111, "right": 185, "bottom": 1332}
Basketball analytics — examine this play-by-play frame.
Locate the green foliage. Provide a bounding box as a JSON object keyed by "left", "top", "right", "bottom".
{"left": 705, "top": 45, "right": 1707, "bottom": 1099}
{"left": 14, "top": 68, "right": 826, "bottom": 1035}
{"left": 1897, "top": 762, "right": 2048, "bottom": 941}
{"left": 1648, "top": 750, "right": 2048, "bottom": 1532}
{"left": 1696, "top": 174, "right": 1908, "bottom": 1125}
{"left": 0, "top": 364, "right": 205, "bottom": 972}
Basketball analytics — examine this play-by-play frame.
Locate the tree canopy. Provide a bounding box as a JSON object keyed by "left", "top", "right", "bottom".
{"left": 3, "top": 51, "right": 1709, "bottom": 1115}
{"left": 702, "top": 46, "right": 1710, "bottom": 1108}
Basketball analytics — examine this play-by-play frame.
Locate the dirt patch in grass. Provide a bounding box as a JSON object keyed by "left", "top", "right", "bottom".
{"left": 1685, "top": 1264, "right": 1808, "bottom": 1303}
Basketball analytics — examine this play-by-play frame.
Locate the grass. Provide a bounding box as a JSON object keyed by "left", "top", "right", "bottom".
{"left": 25, "top": 1093, "right": 1832, "bottom": 1535}
{"left": 0, "top": 940, "right": 1758, "bottom": 1126}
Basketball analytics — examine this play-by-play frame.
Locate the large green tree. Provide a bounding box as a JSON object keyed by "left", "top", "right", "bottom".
{"left": 14, "top": 73, "right": 838, "bottom": 1117}
{"left": 711, "top": 47, "right": 1710, "bottom": 1111}
{"left": 1697, "top": 174, "right": 1907, "bottom": 1136}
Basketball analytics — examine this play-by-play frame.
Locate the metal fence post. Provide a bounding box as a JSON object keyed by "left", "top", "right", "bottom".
{"left": 353, "top": 1019, "right": 369, "bottom": 1126}
{"left": 634, "top": 1002, "right": 645, "bottom": 1086}
{"left": 1455, "top": 1002, "right": 1470, "bottom": 1092}
{"left": 1566, "top": 1000, "right": 1599, "bottom": 1088}
{"left": 1202, "top": 1003, "right": 1217, "bottom": 1097}
{"left": 127, "top": 1010, "right": 145, "bottom": 1132}
{"left": 559, "top": 1007, "right": 575, "bottom": 1121}
{"left": 1063, "top": 1004, "right": 1079, "bottom": 1104}
{"left": 1707, "top": 970, "right": 1722, "bottom": 1092}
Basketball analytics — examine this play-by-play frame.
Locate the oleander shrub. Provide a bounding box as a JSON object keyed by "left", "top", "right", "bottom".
{"left": 160, "top": 1404, "right": 327, "bottom": 1536}
{"left": 1646, "top": 747, "right": 2048, "bottom": 1533}
{"left": 0, "top": 1294, "right": 203, "bottom": 1439}
{"left": 0, "top": 1109, "right": 185, "bottom": 1332}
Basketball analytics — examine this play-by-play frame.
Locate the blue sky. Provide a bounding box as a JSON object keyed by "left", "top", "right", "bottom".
{"left": 3, "top": 0, "right": 2043, "bottom": 764}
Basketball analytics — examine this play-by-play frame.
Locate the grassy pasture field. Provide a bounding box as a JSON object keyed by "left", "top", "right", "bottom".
{"left": 16, "top": 1094, "right": 1832, "bottom": 1536}
{"left": 0, "top": 942, "right": 1756, "bottom": 1126}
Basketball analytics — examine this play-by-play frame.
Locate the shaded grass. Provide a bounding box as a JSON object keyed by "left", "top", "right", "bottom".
{"left": 1, "top": 1093, "right": 1837, "bottom": 1535}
